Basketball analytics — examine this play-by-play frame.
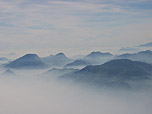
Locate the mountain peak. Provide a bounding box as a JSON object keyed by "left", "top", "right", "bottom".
{"left": 22, "top": 54, "right": 38, "bottom": 58}
{"left": 90, "top": 51, "right": 102, "bottom": 54}
{"left": 85, "top": 51, "right": 112, "bottom": 58}
{"left": 5, "top": 54, "right": 48, "bottom": 69}
{"left": 55, "top": 53, "right": 65, "bottom": 56}
{"left": 42, "top": 52, "right": 72, "bottom": 67}
{"left": 89, "top": 51, "right": 103, "bottom": 56}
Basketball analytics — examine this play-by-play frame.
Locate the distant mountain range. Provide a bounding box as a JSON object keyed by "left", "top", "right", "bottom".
{"left": 2, "top": 49, "right": 152, "bottom": 72}
{"left": 1, "top": 49, "right": 152, "bottom": 89}
{"left": 42, "top": 53, "right": 72, "bottom": 67}
{"left": 61, "top": 59, "right": 152, "bottom": 89}
{"left": 5, "top": 54, "right": 49, "bottom": 69}
{"left": 64, "top": 51, "right": 113, "bottom": 68}
{"left": 116, "top": 50, "right": 152, "bottom": 64}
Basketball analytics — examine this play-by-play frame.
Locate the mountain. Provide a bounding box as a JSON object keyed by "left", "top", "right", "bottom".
{"left": 61, "top": 59, "right": 152, "bottom": 89}
{"left": 138, "top": 42, "right": 152, "bottom": 47}
{"left": 5, "top": 54, "right": 49, "bottom": 69}
{"left": 2, "top": 69, "right": 16, "bottom": 76}
{"left": 64, "top": 51, "right": 113, "bottom": 69}
{"left": 64, "top": 60, "right": 90, "bottom": 68}
{"left": 64, "top": 51, "right": 113, "bottom": 68}
{"left": 84, "top": 51, "right": 113, "bottom": 59}
{"left": 83, "top": 51, "right": 113, "bottom": 65}
{"left": 44, "top": 68, "right": 78, "bottom": 77}
{"left": 116, "top": 50, "right": 152, "bottom": 64}
{"left": 42, "top": 53, "right": 72, "bottom": 67}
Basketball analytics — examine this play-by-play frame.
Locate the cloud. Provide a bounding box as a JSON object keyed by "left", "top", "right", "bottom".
{"left": 0, "top": 0, "right": 152, "bottom": 56}
{"left": 0, "top": 71, "right": 152, "bottom": 114}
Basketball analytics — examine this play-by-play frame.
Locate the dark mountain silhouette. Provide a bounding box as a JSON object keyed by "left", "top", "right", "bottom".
{"left": 62, "top": 59, "right": 152, "bottom": 89}
{"left": 117, "top": 50, "right": 152, "bottom": 64}
{"left": 42, "top": 53, "right": 72, "bottom": 67}
{"left": 5, "top": 54, "right": 48, "bottom": 69}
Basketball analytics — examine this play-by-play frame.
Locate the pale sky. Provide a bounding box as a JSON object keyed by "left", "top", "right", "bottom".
{"left": 0, "top": 0, "right": 152, "bottom": 57}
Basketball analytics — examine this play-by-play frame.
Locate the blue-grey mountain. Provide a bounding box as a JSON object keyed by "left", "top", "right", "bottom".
{"left": 62, "top": 59, "right": 152, "bottom": 89}
{"left": 116, "top": 50, "right": 152, "bottom": 64}
{"left": 83, "top": 51, "right": 113, "bottom": 64}
{"left": 64, "top": 51, "right": 113, "bottom": 68}
{"left": 84, "top": 51, "right": 113, "bottom": 59}
{"left": 5, "top": 54, "right": 48, "bottom": 69}
{"left": 42, "top": 53, "right": 72, "bottom": 67}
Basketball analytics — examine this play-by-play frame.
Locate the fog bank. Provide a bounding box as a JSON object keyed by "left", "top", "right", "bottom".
{"left": 0, "top": 71, "right": 152, "bottom": 114}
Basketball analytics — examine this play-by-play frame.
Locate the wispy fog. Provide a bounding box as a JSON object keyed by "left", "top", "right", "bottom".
{"left": 0, "top": 70, "right": 152, "bottom": 114}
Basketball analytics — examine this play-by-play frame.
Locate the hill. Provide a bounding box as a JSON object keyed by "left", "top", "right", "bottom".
{"left": 42, "top": 53, "right": 72, "bottom": 67}
{"left": 117, "top": 50, "right": 152, "bottom": 64}
{"left": 62, "top": 59, "right": 152, "bottom": 89}
{"left": 5, "top": 54, "right": 48, "bottom": 69}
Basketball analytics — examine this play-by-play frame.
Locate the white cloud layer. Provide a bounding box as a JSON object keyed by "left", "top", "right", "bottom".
{"left": 0, "top": 0, "right": 152, "bottom": 56}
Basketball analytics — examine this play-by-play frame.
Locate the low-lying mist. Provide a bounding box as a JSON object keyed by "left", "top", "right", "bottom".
{"left": 0, "top": 70, "right": 152, "bottom": 114}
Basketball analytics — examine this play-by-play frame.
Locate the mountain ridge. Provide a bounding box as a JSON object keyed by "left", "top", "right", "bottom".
{"left": 5, "top": 54, "right": 49, "bottom": 69}
{"left": 42, "top": 53, "right": 72, "bottom": 67}
{"left": 61, "top": 59, "right": 152, "bottom": 89}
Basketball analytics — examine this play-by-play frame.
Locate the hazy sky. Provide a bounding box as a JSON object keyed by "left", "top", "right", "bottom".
{"left": 0, "top": 0, "right": 152, "bottom": 56}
